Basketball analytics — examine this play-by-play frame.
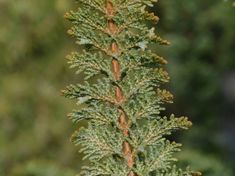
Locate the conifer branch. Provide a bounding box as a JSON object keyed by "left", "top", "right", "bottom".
{"left": 63, "top": 0, "right": 201, "bottom": 176}
{"left": 106, "top": 2, "right": 135, "bottom": 175}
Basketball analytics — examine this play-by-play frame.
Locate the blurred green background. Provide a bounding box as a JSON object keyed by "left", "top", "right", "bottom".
{"left": 0, "top": 0, "right": 234, "bottom": 175}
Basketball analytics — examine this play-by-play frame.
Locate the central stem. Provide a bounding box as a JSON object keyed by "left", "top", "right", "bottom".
{"left": 106, "top": 1, "right": 135, "bottom": 176}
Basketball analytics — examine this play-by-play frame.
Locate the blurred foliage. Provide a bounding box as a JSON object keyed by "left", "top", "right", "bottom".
{"left": 155, "top": 0, "right": 235, "bottom": 174}
{"left": 9, "top": 160, "right": 76, "bottom": 176}
{"left": 0, "top": 0, "right": 82, "bottom": 175}
{"left": 177, "top": 149, "right": 233, "bottom": 176}
{"left": 0, "top": 0, "right": 234, "bottom": 175}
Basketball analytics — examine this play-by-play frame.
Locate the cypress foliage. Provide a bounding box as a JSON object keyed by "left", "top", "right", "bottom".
{"left": 63, "top": 0, "right": 201, "bottom": 175}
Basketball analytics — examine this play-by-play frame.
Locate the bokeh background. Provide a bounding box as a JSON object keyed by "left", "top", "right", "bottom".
{"left": 0, "top": 0, "right": 234, "bottom": 175}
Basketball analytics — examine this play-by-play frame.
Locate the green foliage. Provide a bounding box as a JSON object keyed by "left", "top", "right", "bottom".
{"left": 0, "top": 0, "right": 234, "bottom": 175}
{"left": 64, "top": 0, "right": 200, "bottom": 175}
{"left": 177, "top": 150, "right": 233, "bottom": 176}
{"left": 153, "top": 1, "right": 235, "bottom": 175}
{"left": 158, "top": 0, "right": 235, "bottom": 171}
{"left": 10, "top": 160, "right": 76, "bottom": 176}
{"left": 0, "top": 0, "right": 79, "bottom": 175}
